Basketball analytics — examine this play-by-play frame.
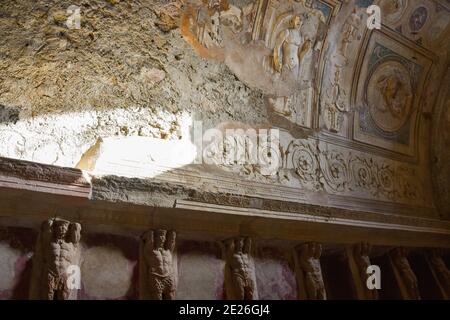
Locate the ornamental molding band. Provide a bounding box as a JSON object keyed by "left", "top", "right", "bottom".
{"left": 139, "top": 230, "right": 178, "bottom": 300}
{"left": 29, "top": 218, "right": 82, "bottom": 300}
{"left": 293, "top": 242, "right": 326, "bottom": 300}
{"left": 223, "top": 237, "right": 258, "bottom": 300}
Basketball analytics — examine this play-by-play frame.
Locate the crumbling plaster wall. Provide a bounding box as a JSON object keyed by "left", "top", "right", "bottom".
{"left": 0, "top": 0, "right": 267, "bottom": 167}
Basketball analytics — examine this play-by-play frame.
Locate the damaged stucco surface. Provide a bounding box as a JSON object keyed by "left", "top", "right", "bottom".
{"left": 0, "top": 0, "right": 449, "bottom": 219}
{"left": 0, "top": 0, "right": 267, "bottom": 167}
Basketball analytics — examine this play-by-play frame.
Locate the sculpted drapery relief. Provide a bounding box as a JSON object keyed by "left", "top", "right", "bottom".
{"left": 223, "top": 237, "right": 258, "bottom": 300}
{"left": 293, "top": 242, "right": 326, "bottom": 300}
{"left": 181, "top": 1, "right": 433, "bottom": 209}
{"left": 202, "top": 132, "right": 425, "bottom": 205}
{"left": 30, "top": 218, "right": 82, "bottom": 300}
{"left": 139, "top": 229, "right": 177, "bottom": 300}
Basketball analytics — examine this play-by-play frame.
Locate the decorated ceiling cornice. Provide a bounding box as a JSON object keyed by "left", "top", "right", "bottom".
{"left": 0, "top": 0, "right": 449, "bottom": 220}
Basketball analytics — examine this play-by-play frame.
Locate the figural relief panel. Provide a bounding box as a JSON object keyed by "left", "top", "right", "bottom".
{"left": 182, "top": 0, "right": 337, "bottom": 129}
{"left": 320, "top": 3, "right": 366, "bottom": 135}
{"left": 353, "top": 30, "right": 432, "bottom": 157}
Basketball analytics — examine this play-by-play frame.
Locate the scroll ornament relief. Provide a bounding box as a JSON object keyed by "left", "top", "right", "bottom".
{"left": 293, "top": 242, "right": 326, "bottom": 300}
{"left": 139, "top": 230, "right": 177, "bottom": 300}
{"left": 390, "top": 247, "right": 421, "bottom": 300}
{"left": 223, "top": 237, "right": 258, "bottom": 300}
{"left": 30, "top": 218, "right": 82, "bottom": 300}
{"left": 204, "top": 134, "right": 423, "bottom": 204}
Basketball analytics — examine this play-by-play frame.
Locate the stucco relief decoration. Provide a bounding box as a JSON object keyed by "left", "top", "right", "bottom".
{"left": 209, "top": 131, "right": 423, "bottom": 204}
{"left": 223, "top": 237, "right": 258, "bottom": 300}
{"left": 359, "top": 44, "right": 420, "bottom": 146}
{"left": 139, "top": 230, "right": 177, "bottom": 300}
{"left": 366, "top": 61, "right": 413, "bottom": 133}
{"left": 321, "top": 7, "right": 363, "bottom": 133}
{"left": 182, "top": 0, "right": 332, "bottom": 128}
{"left": 30, "top": 218, "right": 82, "bottom": 300}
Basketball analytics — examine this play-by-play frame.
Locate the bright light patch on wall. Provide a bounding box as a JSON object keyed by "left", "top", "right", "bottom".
{"left": 79, "top": 136, "right": 198, "bottom": 179}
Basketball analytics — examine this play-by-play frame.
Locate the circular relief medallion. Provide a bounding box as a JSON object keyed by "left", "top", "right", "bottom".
{"left": 367, "top": 61, "right": 413, "bottom": 133}
{"left": 380, "top": 0, "right": 407, "bottom": 24}
{"left": 409, "top": 7, "right": 428, "bottom": 32}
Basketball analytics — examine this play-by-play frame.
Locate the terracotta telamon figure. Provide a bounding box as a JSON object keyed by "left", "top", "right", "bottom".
{"left": 354, "top": 242, "right": 378, "bottom": 299}
{"left": 429, "top": 250, "right": 450, "bottom": 296}
{"left": 30, "top": 218, "right": 81, "bottom": 300}
{"left": 140, "top": 229, "right": 177, "bottom": 300}
{"left": 295, "top": 242, "right": 326, "bottom": 300}
{"left": 391, "top": 247, "right": 421, "bottom": 300}
{"left": 224, "top": 237, "right": 257, "bottom": 300}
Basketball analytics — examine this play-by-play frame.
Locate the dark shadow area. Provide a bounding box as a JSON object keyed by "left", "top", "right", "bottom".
{"left": 409, "top": 252, "right": 443, "bottom": 300}
{"left": 371, "top": 254, "right": 402, "bottom": 300}
{"left": 321, "top": 254, "right": 355, "bottom": 299}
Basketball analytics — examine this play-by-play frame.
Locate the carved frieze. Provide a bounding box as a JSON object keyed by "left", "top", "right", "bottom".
{"left": 202, "top": 132, "right": 427, "bottom": 205}
{"left": 182, "top": 0, "right": 335, "bottom": 128}
{"left": 139, "top": 229, "right": 177, "bottom": 300}
{"left": 321, "top": 6, "right": 364, "bottom": 134}
{"left": 30, "top": 218, "right": 82, "bottom": 300}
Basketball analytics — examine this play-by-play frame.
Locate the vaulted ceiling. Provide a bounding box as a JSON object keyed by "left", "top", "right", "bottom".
{"left": 0, "top": 0, "right": 448, "bottom": 218}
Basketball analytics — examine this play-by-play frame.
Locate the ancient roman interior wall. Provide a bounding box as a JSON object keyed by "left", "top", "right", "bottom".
{"left": 0, "top": 0, "right": 449, "bottom": 300}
